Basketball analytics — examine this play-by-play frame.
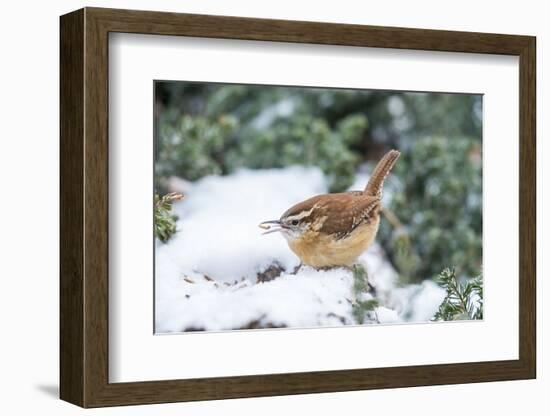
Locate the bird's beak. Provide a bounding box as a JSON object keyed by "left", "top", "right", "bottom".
{"left": 259, "top": 220, "right": 284, "bottom": 235}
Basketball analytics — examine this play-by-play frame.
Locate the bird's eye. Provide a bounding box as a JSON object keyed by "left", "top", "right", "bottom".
{"left": 291, "top": 220, "right": 299, "bottom": 226}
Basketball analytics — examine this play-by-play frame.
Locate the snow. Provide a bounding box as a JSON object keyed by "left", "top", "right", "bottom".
{"left": 389, "top": 280, "right": 446, "bottom": 323}
{"left": 155, "top": 166, "right": 446, "bottom": 333}
{"left": 156, "top": 266, "right": 356, "bottom": 333}
{"left": 375, "top": 306, "right": 400, "bottom": 324}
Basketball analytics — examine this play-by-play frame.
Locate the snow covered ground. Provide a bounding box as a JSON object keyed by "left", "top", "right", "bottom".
{"left": 155, "top": 166, "right": 445, "bottom": 333}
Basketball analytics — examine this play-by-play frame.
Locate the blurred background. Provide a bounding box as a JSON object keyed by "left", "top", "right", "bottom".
{"left": 154, "top": 81, "right": 482, "bottom": 284}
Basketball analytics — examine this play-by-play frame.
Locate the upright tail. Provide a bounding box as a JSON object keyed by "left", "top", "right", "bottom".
{"left": 364, "top": 149, "right": 401, "bottom": 197}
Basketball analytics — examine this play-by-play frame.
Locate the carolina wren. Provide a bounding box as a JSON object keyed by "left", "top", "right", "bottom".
{"left": 260, "top": 150, "right": 400, "bottom": 268}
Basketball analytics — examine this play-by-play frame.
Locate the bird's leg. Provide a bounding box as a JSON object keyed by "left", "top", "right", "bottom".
{"left": 290, "top": 263, "right": 303, "bottom": 275}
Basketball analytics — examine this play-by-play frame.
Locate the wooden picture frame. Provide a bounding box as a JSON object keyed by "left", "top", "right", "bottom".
{"left": 60, "top": 7, "right": 536, "bottom": 408}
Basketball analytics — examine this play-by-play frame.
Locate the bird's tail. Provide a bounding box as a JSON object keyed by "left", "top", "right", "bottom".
{"left": 364, "top": 149, "right": 401, "bottom": 197}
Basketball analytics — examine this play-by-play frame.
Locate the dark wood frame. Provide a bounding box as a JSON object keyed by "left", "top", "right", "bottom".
{"left": 60, "top": 7, "right": 536, "bottom": 408}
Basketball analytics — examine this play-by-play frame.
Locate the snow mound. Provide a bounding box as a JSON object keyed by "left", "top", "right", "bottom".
{"left": 162, "top": 166, "right": 325, "bottom": 283}
{"left": 156, "top": 265, "right": 358, "bottom": 332}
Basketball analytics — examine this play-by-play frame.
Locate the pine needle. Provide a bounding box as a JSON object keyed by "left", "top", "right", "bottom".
{"left": 432, "top": 268, "right": 483, "bottom": 321}
{"left": 154, "top": 192, "right": 183, "bottom": 243}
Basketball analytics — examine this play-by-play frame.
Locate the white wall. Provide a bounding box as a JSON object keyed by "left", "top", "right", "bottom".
{"left": 0, "top": 0, "right": 546, "bottom": 414}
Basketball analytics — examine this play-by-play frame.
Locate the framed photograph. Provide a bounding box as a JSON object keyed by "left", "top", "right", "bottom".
{"left": 60, "top": 7, "right": 536, "bottom": 408}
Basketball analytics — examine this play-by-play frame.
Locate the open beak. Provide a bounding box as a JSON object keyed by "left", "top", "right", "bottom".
{"left": 259, "top": 220, "right": 284, "bottom": 235}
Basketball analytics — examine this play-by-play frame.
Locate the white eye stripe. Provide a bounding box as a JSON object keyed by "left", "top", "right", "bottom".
{"left": 285, "top": 207, "right": 315, "bottom": 222}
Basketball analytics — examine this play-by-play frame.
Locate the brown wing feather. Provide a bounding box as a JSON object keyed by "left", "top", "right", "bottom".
{"left": 317, "top": 193, "right": 380, "bottom": 239}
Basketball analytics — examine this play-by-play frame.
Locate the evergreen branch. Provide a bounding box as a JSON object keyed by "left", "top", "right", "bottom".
{"left": 350, "top": 264, "right": 379, "bottom": 324}
{"left": 432, "top": 268, "right": 483, "bottom": 321}
{"left": 155, "top": 192, "right": 184, "bottom": 243}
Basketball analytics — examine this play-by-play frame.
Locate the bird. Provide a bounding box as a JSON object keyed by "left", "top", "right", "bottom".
{"left": 259, "top": 149, "right": 400, "bottom": 269}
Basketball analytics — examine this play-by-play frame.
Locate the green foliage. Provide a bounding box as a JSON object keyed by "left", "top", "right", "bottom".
{"left": 155, "top": 83, "right": 481, "bottom": 148}
{"left": 154, "top": 193, "right": 183, "bottom": 243}
{"left": 351, "top": 264, "right": 379, "bottom": 324}
{"left": 226, "top": 114, "right": 366, "bottom": 191}
{"left": 352, "top": 299, "right": 379, "bottom": 324}
{"left": 155, "top": 115, "right": 238, "bottom": 185}
{"left": 432, "top": 268, "right": 483, "bottom": 321}
{"left": 378, "top": 136, "right": 482, "bottom": 281}
{"left": 156, "top": 94, "right": 367, "bottom": 192}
